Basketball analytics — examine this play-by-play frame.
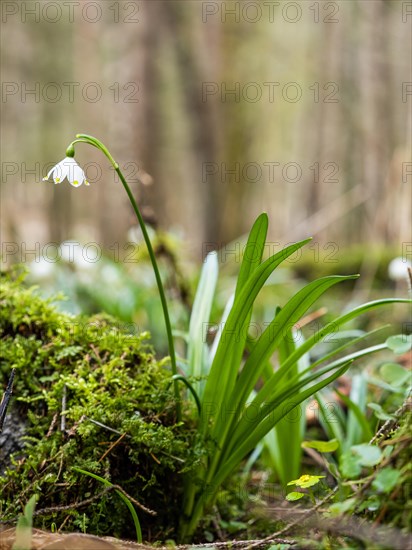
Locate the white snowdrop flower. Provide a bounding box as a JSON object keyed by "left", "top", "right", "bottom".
{"left": 43, "top": 157, "right": 89, "bottom": 188}
{"left": 388, "top": 257, "right": 412, "bottom": 281}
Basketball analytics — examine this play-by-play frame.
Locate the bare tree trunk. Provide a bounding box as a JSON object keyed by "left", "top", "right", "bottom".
{"left": 359, "top": 0, "right": 391, "bottom": 242}
{"left": 161, "top": 1, "right": 223, "bottom": 247}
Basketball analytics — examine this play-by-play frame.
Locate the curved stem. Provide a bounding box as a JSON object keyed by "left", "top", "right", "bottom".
{"left": 71, "top": 135, "right": 181, "bottom": 421}
{"left": 172, "top": 374, "right": 201, "bottom": 416}
{"left": 115, "top": 165, "right": 181, "bottom": 420}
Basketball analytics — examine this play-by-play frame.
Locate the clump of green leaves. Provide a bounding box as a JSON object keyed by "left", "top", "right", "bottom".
{"left": 178, "top": 214, "right": 409, "bottom": 541}
{"left": 286, "top": 474, "right": 325, "bottom": 503}
{"left": 328, "top": 405, "right": 412, "bottom": 531}
{"left": 299, "top": 396, "right": 412, "bottom": 532}
{"left": 0, "top": 269, "right": 198, "bottom": 541}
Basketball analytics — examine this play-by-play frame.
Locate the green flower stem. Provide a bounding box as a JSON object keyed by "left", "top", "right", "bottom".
{"left": 115, "top": 165, "right": 181, "bottom": 419}
{"left": 72, "top": 134, "right": 181, "bottom": 421}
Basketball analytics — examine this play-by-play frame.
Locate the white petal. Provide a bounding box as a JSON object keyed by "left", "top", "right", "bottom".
{"left": 43, "top": 157, "right": 88, "bottom": 188}
{"left": 61, "top": 158, "right": 79, "bottom": 183}
{"left": 43, "top": 166, "right": 56, "bottom": 181}
{"left": 49, "top": 158, "right": 69, "bottom": 184}
{"left": 68, "top": 163, "right": 86, "bottom": 188}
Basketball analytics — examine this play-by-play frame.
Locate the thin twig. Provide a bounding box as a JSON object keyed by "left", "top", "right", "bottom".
{"left": 0, "top": 483, "right": 156, "bottom": 525}
{"left": 99, "top": 432, "right": 127, "bottom": 463}
{"left": 212, "top": 506, "right": 224, "bottom": 541}
{"left": 46, "top": 413, "right": 58, "bottom": 438}
{"left": 0, "top": 487, "right": 112, "bottom": 525}
{"left": 173, "top": 538, "right": 296, "bottom": 549}
{"left": 55, "top": 453, "right": 65, "bottom": 485}
{"left": 84, "top": 416, "right": 130, "bottom": 437}
{"left": 97, "top": 484, "right": 157, "bottom": 516}
{"left": 295, "top": 307, "right": 328, "bottom": 330}
{"left": 369, "top": 395, "right": 411, "bottom": 445}
{"left": 61, "top": 384, "right": 67, "bottom": 432}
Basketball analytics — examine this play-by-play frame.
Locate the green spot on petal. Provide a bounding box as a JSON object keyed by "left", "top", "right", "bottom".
{"left": 55, "top": 178, "right": 60, "bottom": 183}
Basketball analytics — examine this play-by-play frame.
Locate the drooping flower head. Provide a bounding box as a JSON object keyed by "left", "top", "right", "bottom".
{"left": 43, "top": 157, "right": 89, "bottom": 187}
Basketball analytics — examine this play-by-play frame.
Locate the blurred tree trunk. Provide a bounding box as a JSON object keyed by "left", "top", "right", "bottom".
{"left": 359, "top": 0, "right": 391, "bottom": 241}
{"left": 139, "top": 1, "right": 167, "bottom": 229}
{"left": 1, "top": 0, "right": 409, "bottom": 259}
{"left": 165, "top": 2, "right": 223, "bottom": 244}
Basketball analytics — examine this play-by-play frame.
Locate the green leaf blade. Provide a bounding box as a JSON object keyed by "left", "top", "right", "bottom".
{"left": 200, "top": 238, "right": 311, "bottom": 434}
{"left": 187, "top": 251, "right": 218, "bottom": 390}
{"left": 73, "top": 467, "right": 142, "bottom": 543}
{"left": 302, "top": 439, "right": 339, "bottom": 453}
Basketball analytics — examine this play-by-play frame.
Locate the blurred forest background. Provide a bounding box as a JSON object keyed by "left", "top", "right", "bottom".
{"left": 1, "top": 0, "right": 411, "bottom": 263}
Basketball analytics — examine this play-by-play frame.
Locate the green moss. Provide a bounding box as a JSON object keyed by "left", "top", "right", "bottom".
{"left": 0, "top": 268, "right": 199, "bottom": 541}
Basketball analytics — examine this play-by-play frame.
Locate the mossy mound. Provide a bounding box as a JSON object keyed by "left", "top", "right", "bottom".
{"left": 0, "top": 269, "right": 198, "bottom": 542}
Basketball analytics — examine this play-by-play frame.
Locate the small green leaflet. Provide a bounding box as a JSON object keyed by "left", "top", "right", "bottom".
{"left": 302, "top": 439, "right": 339, "bottom": 453}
